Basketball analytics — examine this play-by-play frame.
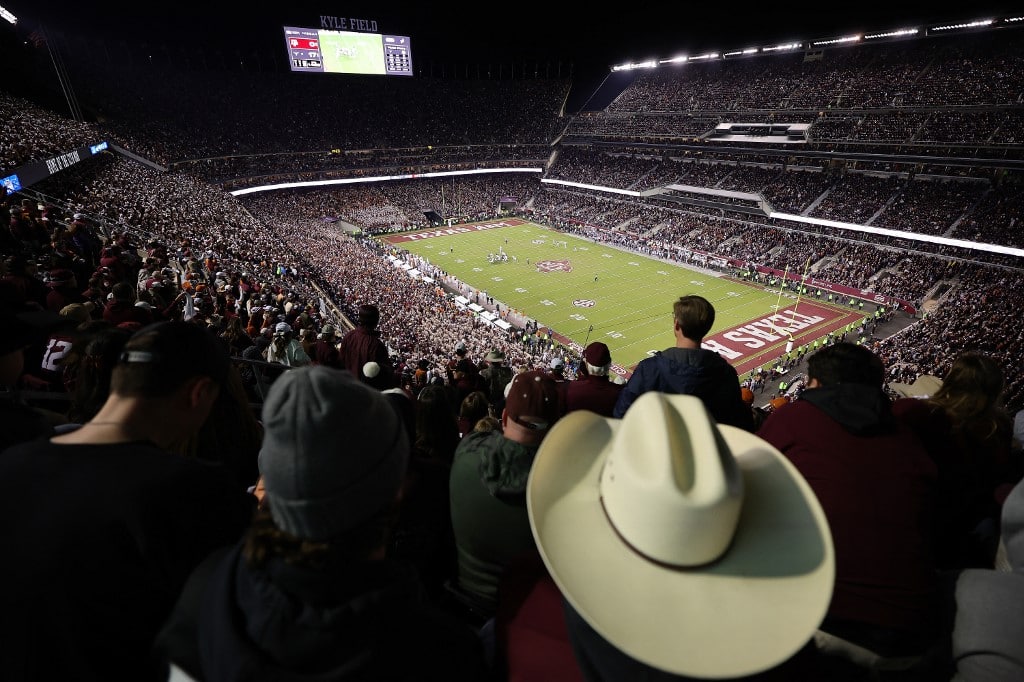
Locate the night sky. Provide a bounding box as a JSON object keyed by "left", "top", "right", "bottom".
{"left": 11, "top": 3, "right": 1018, "bottom": 69}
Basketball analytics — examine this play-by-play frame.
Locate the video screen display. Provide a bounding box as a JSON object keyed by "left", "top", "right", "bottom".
{"left": 284, "top": 26, "right": 413, "bottom": 76}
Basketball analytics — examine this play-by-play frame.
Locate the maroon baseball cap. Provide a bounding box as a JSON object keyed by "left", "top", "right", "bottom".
{"left": 505, "top": 370, "right": 561, "bottom": 431}
{"left": 584, "top": 342, "right": 611, "bottom": 367}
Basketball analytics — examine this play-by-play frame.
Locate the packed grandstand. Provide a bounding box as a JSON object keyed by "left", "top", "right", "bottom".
{"left": 4, "top": 16, "right": 1022, "bottom": 413}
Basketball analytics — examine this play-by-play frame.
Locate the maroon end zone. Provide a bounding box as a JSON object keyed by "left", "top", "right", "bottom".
{"left": 702, "top": 301, "right": 864, "bottom": 377}
{"left": 379, "top": 218, "right": 527, "bottom": 244}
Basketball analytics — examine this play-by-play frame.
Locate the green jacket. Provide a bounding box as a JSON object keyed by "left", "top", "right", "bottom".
{"left": 448, "top": 430, "right": 539, "bottom": 612}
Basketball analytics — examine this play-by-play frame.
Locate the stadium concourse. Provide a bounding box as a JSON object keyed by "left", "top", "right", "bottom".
{"left": 2, "top": 10, "right": 1024, "bottom": 680}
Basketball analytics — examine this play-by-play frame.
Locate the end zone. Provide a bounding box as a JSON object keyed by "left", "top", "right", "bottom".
{"left": 702, "top": 301, "right": 865, "bottom": 377}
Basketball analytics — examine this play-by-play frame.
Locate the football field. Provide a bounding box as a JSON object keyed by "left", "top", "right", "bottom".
{"left": 381, "top": 218, "right": 863, "bottom": 378}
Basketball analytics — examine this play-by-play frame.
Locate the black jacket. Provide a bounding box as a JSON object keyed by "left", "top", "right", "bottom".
{"left": 156, "top": 543, "right": 487, "bottom": 681}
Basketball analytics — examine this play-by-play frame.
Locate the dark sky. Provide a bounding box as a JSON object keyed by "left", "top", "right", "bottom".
{"left": 9, "top": 2, "right": 1020, "bottom": 79}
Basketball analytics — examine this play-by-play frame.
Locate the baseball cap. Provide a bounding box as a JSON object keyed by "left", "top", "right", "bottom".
{"left": 504, "top": 370, "right": 562, "bottom": 431}
{"left": 583, "top": 342, "right": 611, "bottom": 367}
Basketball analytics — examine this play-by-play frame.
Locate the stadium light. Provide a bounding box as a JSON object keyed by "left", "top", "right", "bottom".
{"left": 0, "top": 5, "right": 17, "bottom": 24}
{"left": 864, "top": 28, "right": 919, "bottom": 40}
{"left": 762, "top": 42, "right": 801, "bottom": 53}
{"left": 771, "top": 212, "right": 1024, "bottom": 258}
{"left": 811, "top": 35, "right": 861, "bottom": 47}
{"left": 931, "top": 19, "right": 994, "bottom": 32}
{"left": 611, "top": 60, "right": 658, "bottom": 71}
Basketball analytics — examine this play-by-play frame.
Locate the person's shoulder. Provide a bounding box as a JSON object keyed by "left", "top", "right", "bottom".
{"left": 456, "top": 429, "right": 501, "bottom": 453}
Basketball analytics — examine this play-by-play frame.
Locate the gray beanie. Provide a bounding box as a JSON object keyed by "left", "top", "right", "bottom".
{"left": 258, "top": 366, "right": 409, "bottom": 541}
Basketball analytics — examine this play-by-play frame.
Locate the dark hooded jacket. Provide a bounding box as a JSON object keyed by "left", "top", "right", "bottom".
{"left": 155, "top": 543, "right": 486, "bottom": 681}
{"left": 757, "top": 384, "right": 941, "bottom": 651}
{"left": 612, "top": 347, "right": 753, "bottom": 431}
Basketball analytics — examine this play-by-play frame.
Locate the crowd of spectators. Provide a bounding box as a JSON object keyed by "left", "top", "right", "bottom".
{"left": 3, "top": 15, "right": 1024, "bottom": 681}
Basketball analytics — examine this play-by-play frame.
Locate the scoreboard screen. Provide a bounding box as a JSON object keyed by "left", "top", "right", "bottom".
{"left": 284, "top": 26, "right": 413, "bottom": 76}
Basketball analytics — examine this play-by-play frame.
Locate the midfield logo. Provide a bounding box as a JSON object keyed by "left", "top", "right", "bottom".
{"left": 536, "top": 259, "right": 572, "bottom": 273}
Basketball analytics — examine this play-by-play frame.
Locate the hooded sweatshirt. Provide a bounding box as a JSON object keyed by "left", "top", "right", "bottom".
{"left": 156, "top": 543, "right": 485, "bottom": 681}
{"left": 613, "top": 347, "right": 753, "bottom": 431}
{"left": 757, "top": 384, "right": 940, "bottom": 648}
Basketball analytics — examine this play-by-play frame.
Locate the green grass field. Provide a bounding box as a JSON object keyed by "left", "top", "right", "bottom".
{"left": 382, "top": 219, "right": 856, "bottom": 375}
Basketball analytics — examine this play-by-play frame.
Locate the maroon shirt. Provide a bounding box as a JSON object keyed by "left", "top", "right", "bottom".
{"left": 757, "top": 394, "right": 939, "bottom": 636}
{"left": 337, "top": 325, "right": 397, "bottom": 389}
{"left": 102, "top": 300, "right": 153, "bottom": 327}
{"left": 565, "top": 374, "right": 624, "bottom": 418}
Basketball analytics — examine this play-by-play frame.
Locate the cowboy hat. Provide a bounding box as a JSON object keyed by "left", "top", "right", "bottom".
{"left": 527, "top": 392, "right": 834, "bottom": 678}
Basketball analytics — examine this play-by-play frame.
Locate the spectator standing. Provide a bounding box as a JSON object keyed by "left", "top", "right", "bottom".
{"left": 0, "top": 321, "right": 254, "bottom": 681}
{"left": 155, "top": 366, "right": 487, "bottom": 681}
{"left": 757, "top": 342, "right": 943, "bottom": 671}
{"left": 457, "top": 390, "right": 491, "bottom": 438}
{"left": 44, "top": 267, "right": 84, "bottom": 312}
{"left": 547, "top": 356, "right": 570, "bottom": 416}
{"left": 0, "top": 305, "right": 65, "bottom": 451}
{"left": 312, "top": 323, "right": 342, "bottom": 368}
{"left": 449, "top": 369, "right": 563, "bottom": 615}
{"left": 565, "top": 342, "right": 623, "bottom": 418}
{"left": 480, "top": 348, "right": 514, "bottom": 416}
{"left": 338, "top": 304, "right": 397, "bottom": 389}
{"left": 613, "top": 295, "right": 753, "bottom": 431}
{"left": 390, "top": 383, "right": 461, "bottom": 599}
{"left": 894, "top": 352, "right": 1019, "bottom": 569}
{"left": 264, "top": 321, "right": 311, "bottom": 367}
{"left": 103, "top": 281, "right": 153, "bottom": 328}
{"left": 525, "top": 392, "right": 833, "bottom": 680}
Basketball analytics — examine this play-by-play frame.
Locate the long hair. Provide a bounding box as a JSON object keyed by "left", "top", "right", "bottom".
{"left": 64, "top": 323, "right": 132, "bottom": 423}
{"left": 243, "top": 501, "right": 400, "bottom": 570}
{"left": 930, "top": 352, "right": 1010, "bottom": 442}
{"left": 185, "top": 362, "right": 263, "bottom": 488}
{"left": 415, "top": 384, "right": 461, "bottom": 465}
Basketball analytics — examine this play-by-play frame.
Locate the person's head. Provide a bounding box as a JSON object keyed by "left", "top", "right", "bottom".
{"left": 186, "top": 361, "right": 263, "bottom": 488}
{"left": 806, "top": 342, "right": 884, "bottom": 388}
{"left": 94, "top": 321, "right": 231, "bottom": 451}
{"left": 0, "top": 306, "right": 62, "bottom": 386}
{"left": 673, "top": 295, "right": 715, "bottom": 345}
{"left": 414, "top": 383, "right": 459, "bottom": 460}
{"left": 111, "top": 281, "right": 135, "bottom": 303}
{"left": 357, "top": 304, "right": 380, "bottom": 329}
{"left": 248, "top": 367, "right": 409, "bottom": 566}
{"left": 583, "top": 341, "right": 612, "bottom": 377}
{"left": 319, "top": 324, "right": 336, "bottom": 341}
{"left": 454, "top": 358, "right": 475, "bottom": 378}
{"left": 460, "top": 390, "right": 491, "bottom": 425}
{"left": 112, "top": 321, "right": 230, "bottom": 399}
{"left": 473, "top": 415, "right": 502, "bottom": 433}
{"left": 931, "top": 352, "right": 1007, "bottom": 432}
{"left": 528, "top": 392, "right": 833, "bottom": 679}
{"left": 485, "top": 349, "right": 505, "bottom": 365}
{"left": 502, "top": 369, "right": 562, "bottom": 444}
{"left": 549, "top": 357, "right": 565, "bottom": 375}
{"left": 59, "top": 302, "right": 95, "bottom": 327}
{"left": 64, "top": 323, "right": 132, "bottom": 423}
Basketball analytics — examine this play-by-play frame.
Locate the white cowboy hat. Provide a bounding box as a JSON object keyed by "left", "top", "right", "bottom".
{"left": 527, "top": 392, "right": 834, "bottom": 679}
